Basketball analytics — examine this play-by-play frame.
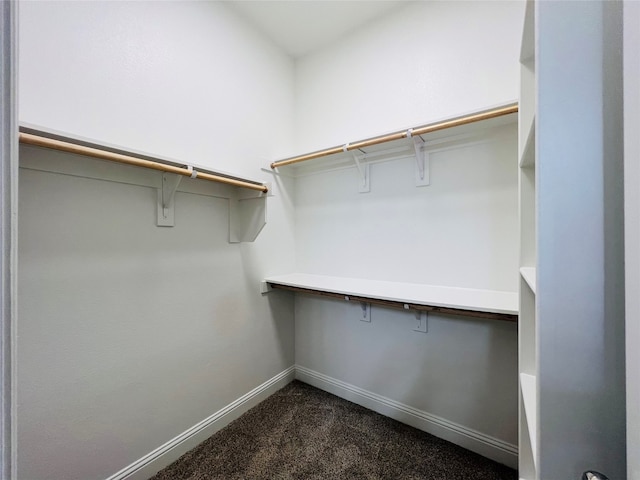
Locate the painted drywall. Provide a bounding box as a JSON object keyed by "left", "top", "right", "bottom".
{"left": 18, "top": 150, "right": 296, "bottom": 480}
{"left": 18, "top": 2, "right": 296, "bottom": 479}
{"left": 19, "top": 0, "right": 294, "bottom": 178}
{"left": 626, "top": 3, "right": 640, "bottom": 478}
{"left": 537, "top": 1, "right": 625, "bottom": 478}
{"left": 292, "top": 127, "right": 519, "bottom": 463}
{"left": 294, "top": 125, "right": 518, "bottom": 290}
{"left": 1, "top": 2, "right": 18, "bottom": 479}
{"left": 295, "top": 296, "right": 518, "bottom": 456}
{"left": 293, "top": 0, "right": 524, "bottom": 153}
{"left": 289, "top": 1, "right": 522, "bottom": 466}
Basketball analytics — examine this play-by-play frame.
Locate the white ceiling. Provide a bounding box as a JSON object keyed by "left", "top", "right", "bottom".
{"left": 223, "top": 1, "right": 412, "bottom": 58}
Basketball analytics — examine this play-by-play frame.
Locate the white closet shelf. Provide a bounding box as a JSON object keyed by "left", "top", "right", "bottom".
{"left": 264, "top": 273, "right": 518, "bottom": 322}
{"left": 519, "top": 117, "right": 535, "bottom": 168}
{"left": 520, "top": 267, "right": 537, "bottom": 294}
{"left": 520, "top": 373, "right": 538, "bottom": 466}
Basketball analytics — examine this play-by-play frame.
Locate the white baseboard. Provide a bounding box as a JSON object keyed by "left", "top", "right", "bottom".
{"left": 295, "top": 365, "right": 518, "bottom": 469}
{"left": 105, "top": 364, "right": 516, "bottom": 480}
{"left": 105, "top": 366, "right": 296, "bottom": 480}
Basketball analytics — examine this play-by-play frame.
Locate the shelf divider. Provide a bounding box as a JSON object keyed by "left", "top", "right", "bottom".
{"left": 520, "top": 267, "right": 537, "bottom": 294}
{"left": 520, "top": 373, "right": 538, "bottom": 468}
{"left": 519, "top": 117, "right": 535, "bottom": 168}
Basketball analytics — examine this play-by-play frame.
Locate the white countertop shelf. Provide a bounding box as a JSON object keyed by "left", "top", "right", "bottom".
{"left": 264, "top": 273, "right": 518, "bottom": 321}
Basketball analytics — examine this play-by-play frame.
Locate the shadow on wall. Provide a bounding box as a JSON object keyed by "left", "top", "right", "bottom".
{"left": 358, "top": 310, "right": 517, "bottom": 444}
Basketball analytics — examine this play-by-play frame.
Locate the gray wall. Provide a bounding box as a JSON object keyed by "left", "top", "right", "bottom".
{"left": 17, "top": 147, "right": 296, "bottom": 480}
{"left": 295, "top": 296, "right": 518, "bottom": 439}
{"left": 17, "top": 2, "right": 298, "bottom": 479}
{"left": 292, "top": 126, "right": 520, "bottom": 467}
{"left": 288, "top": 1, "right": 524, "bottom": 468}
{"left": 1, "top": 1, "right": 18, "bottom": 479}
{"left": 625, "top": 2, "right": 640, "bottom": 478}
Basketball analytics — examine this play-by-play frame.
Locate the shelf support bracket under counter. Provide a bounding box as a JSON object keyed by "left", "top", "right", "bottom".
{"left": 360, "top": 302, "right": 371, "bottom": 322}
{"left": 406, "top": 305, "right": 428, "bottom": 333}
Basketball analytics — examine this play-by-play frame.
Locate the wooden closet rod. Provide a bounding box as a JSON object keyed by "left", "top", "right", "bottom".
{"left": 19, "top": 132, "right": 269, "bottom": 193}
{"left": 270, "top": 103, "right": 518, "bottom": 169}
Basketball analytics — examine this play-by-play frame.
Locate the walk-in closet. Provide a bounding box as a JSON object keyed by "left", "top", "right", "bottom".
{"left": 1, "top": 1, "right": 632, "bottom": 479}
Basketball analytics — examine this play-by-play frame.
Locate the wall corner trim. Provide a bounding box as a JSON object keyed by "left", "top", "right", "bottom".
{"left": 105, "top": 366, "right": 296, "bottom": 480}
{"left": 295, "top": 365, "right": 518, "bottom": 469}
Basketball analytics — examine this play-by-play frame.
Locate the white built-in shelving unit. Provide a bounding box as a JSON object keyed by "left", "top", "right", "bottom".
{"left": 518, "top": 1, "right": 537, "bottom": 478}
{"left": 264, "top": 106, "right": 520, "bottom": 325}
{"left": 517, "top": 2, "right": 626, "bottom": 478}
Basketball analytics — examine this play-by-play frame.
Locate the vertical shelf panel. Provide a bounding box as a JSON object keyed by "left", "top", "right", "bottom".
{"left": 520, "top": 0, "right": 535, "bottom": 63}
{"left": 518, "top": 393, "right": 536, "bottom": 480}
{"left": 519, "top": 61, "right": 536, "bottom": 165}
{"left": 520, "top": 372, "right": 538, "bottom": 466}
{"left": 519, "top": 278, "right": 536, "bottom": 377}
{"left": 519, "top": 1, "right": 537, "bottom": 479}
{"left": 519, "top": 166, "right": 536, "bottom": 268}
{"left": 520, "top": 267, "right": 537, "bottom": 294}
{"left": 519, "top": 121, "right": 535, "bottom": 168}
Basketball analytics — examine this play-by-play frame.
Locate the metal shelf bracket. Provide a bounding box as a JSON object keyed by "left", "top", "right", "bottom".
{"left": 414, "top": 310, "right": 428, "bottom": 333}
{"left": 404, "top": 303, "right": 428, "bottom": 333}
{"left": 360, "top": 302, "right": 371, "bottom": 322}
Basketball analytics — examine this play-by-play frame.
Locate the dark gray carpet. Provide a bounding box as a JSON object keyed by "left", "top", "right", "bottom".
{"left": 151, "top": 380, "right": 517, "bottom": 480}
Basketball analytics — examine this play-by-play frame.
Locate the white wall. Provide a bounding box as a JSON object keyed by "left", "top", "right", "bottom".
{"left": 295, "top": 126, "right": 518, "bottom": 290}
{"left": 292, "top": 128, "right": 520, "bottom": 465}
{"left": 290, "top": 0, "right": 523, "bottom": 467}
{"left": 625, "top": 1, "right": 640, "bottom": 479}
{"left": 18, "top": 2, "right": 296, "bottom": 479}
{"left": 19, "top": 0, "right": 294, "bottom": 178}
{"left": 294, "top": 0, "right": 523, "bottom": 153}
